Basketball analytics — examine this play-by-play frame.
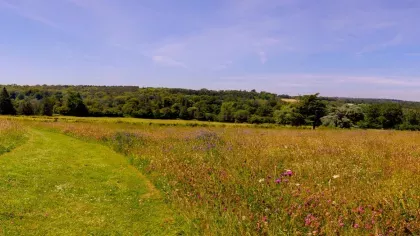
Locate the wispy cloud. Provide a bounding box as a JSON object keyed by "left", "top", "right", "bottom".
{"left": 2, "top": 0, "right": 420, "bottom": 101}
{"left": 152, "top": 56, "right": 187, "bottom": 68}
{"left": 0, "top": 0, "right": 60, "bottom": 28}
{"left": 220, "top": 73, "right": 420, "bottom": 88}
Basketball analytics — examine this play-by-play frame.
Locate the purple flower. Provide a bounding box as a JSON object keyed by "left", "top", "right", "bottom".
{"left": 275, "top": 178, "right": 281, "bottom": 184}
{"left": 282, "top": 169, "right": 294, "bottom": 177}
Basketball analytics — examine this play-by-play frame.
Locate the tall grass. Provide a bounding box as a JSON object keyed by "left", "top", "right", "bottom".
{"left": 36, "top": 121, "right": 419, "bottom": 235}
{"left": 0, "top": 120, "right": 26, "bottom": 155}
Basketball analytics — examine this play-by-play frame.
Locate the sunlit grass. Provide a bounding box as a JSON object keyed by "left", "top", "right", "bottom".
{"left": 5, "top": 116, "right": 420, "bottom": 235}
{"left": 0, "top": 119, "right": 27, "bottom": 155}
{"left": 0, "top": 129, "right": 188, "bottom": 235}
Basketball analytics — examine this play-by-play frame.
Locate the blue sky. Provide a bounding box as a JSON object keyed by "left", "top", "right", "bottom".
{"left": 1, "top": 0, "right": 420, "bottom": 100}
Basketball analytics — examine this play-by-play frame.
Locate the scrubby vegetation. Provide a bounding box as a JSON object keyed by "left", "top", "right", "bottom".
{"left": 31, "top": 118, "right": 420, "bottom": 235}
{"left": 2, "top": 85, "right": 420, "bottom": 130}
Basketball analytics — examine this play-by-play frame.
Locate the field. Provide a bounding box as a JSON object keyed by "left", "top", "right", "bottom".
{"left": 0, "top": 116, "right": 419, "bottom": 235}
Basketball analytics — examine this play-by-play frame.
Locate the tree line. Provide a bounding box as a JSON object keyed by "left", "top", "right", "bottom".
{"left": 1, "top": 85, "right": 420, "bottom": 130}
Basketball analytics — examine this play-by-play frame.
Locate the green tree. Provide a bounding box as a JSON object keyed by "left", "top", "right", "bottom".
{"left": 42, "top": 97, "right": 55, "bottom": 116}
{"left": 273, "top": 106, "right": 295, "bottom": 125}
{"left": 219, "top": 102, "right": 236, "bottom": 122}
{"left": 363, "top": 104, "right": 382, "bottom": 128}
{"left": 17, "top": 99, "right": 34, "bottom": 115}
{"left": 381, "top": 103, "right": 403, "bottom": 129}
{"left": 234, "top": 110, "right": 250, "bottom": 123}
{"left": 65, "top": 92, "right": 88, "bottom": 116}
{"left": 405, "top": 110, "right": 419, "bottom": 126}
{"left": 0, "top": 87, "right": 16, "bottom": 115}
{"left": 296, "top": 93, "right": 326, "bottom": 129}
{"left": 122, "top": 98, "right": 140, "bottom": 116}
{"left": 321, "top": 104, "right": 364, "bottom": 128}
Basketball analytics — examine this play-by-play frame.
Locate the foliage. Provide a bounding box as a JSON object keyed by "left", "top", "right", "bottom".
{"left": 0, "top": 87, "right": 16, "bottom": 115}
{"left": 1, "top": 85, "right": 420, "bottom": 130}
{"left": 17, "top": 99, "right": 35, "bottom": 115}
{"left": 322, "top": 104, "right": 364, "bottom": 128}
{"left": 295, "top": 93, "right": 327, "bottom": 129}
{"left": 360, "top": 103, "right": 404, "bottom": 129}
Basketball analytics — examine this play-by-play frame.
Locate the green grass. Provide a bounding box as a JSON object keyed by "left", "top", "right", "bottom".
{"left": 0, "top": 121, "right": 27, "bottom": 156}
{"left": 31, "top": 119, "right": 420, "bottom": 235}
{"left": 1, "top": 116, "right": 419, "bottom": 234}
{"left": 0, "top": 129, "right": 186, "bottom": 235}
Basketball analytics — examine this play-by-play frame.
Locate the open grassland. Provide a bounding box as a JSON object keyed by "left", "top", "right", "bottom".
{"left": 0, "top": 120, "right": 27, "bottom": 155}
{"left": 26, "top": 117, "right": 420, "bottom": 235}
{"left": 0, "top": 128, "right": 187, "bottom": 235}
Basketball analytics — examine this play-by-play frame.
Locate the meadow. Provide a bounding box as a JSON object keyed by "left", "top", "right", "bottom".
{"left": 1, "top": 116, "right": 419, "bottom": 235}
{"left": 0, "top": 120, "right": 27, "bottom": 155}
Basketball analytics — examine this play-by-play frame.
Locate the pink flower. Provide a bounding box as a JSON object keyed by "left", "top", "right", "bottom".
{"left": 275, "top": 178, "right": 281, "bottom": 184}
{"left": 353, "top": 223, "right": 359, "bottom": 228}
{"left": 305, "top": 214, "right": 316, "bottom": 226}
{"left": 282, "top": 170, "right": 293, "bottom": 177}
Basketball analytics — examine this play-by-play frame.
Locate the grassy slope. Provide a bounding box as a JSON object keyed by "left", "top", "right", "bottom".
{"left": 0, "top": 129, "right": 186, "bottom": 235}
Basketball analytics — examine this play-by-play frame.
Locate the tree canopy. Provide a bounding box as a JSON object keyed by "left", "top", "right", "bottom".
{"left": 1, "top": 84, "right": 420, "bottom": 130}
{"left": 0, "top": 87, "right": 16, "bottom": 115}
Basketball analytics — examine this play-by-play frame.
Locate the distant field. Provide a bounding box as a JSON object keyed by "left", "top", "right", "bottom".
{"left": 281, "top": 98, "right": 298, "bottom": 103}
{"left": 1, "top": 115, "right": 245, "bottom": 126}
{"left": 1, "top": 116, "right": 419, "bottom": 235}
{"left": 0, "top": 115, "right": 313, "bottom": 129}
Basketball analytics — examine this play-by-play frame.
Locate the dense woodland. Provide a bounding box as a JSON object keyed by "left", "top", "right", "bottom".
{"left": 1, "top": 85, "right": 420, "bottom": 130}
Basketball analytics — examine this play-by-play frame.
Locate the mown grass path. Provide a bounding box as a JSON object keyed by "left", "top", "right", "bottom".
{"left": 0, "top": 129, "right": 184, "bottom": 235}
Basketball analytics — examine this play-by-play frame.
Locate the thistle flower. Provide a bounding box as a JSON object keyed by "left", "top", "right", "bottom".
{"left": 282, "top": 170, "right": 293, "bottom": 176}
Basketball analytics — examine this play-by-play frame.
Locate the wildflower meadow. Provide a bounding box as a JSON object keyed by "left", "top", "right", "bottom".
{"left": 29, "top": 118, "right": 420, "bottom": 235}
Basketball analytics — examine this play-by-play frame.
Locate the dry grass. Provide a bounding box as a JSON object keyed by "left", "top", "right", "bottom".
{"left": 0, "top": 119, "right": 26, "bottom": 155}
{"left": 21, "top": 119, "right": 420, "bottom": 235}
{"left": 281, "top": 98, "right": 298, "bottom": 103}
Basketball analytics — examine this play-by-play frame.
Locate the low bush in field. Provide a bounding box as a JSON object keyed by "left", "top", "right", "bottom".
{"left": 38, "top": 121, "right": 420, "bottom": 235}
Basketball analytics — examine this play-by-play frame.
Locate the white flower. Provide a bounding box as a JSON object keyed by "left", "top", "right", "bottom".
{"left": 333, "top": 175, "right": 340, "bottom": 179}
{"left": 258, "top": 178, "right": 265, "bottom": 183}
